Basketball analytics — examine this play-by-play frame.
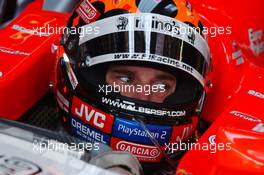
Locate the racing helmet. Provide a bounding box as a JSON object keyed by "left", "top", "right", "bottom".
{"left": 55, "top": 0, "right": 211, "bottom": 163}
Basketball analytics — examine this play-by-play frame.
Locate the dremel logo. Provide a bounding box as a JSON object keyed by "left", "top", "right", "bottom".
{"left": 71, "top": 118, "right": 110, "bottom": 144}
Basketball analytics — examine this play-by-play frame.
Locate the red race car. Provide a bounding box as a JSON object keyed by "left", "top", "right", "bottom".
{"left": 0, "top": 0, "right": 263, "bottom": 175}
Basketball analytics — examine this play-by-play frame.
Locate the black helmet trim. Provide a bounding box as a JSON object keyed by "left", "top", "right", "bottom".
{"left": 78, "top": 13, "right": 210, "bottom": 65}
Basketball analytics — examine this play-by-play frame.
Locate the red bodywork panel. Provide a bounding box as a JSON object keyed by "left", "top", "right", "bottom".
{"left": 177, "top": 0, "right": 264, "bottom": 174}
{"left": 0, "top": 0, "right": 69, "bottom": 119}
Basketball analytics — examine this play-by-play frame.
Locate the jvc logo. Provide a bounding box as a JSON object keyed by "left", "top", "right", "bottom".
{"left": 71, "top": 96, "right": 114, "bottom": 134}
{"left": 75, "top": 103, "right": 105, "bottom": 129}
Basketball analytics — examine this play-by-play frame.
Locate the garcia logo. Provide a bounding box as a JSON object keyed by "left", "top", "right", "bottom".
{"left": 112, "top": 138, "right": 161, "bottom": 161}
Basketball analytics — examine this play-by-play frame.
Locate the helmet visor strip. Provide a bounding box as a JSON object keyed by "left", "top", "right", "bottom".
{"left": 77, "top": 13, "right": 209, "bottom": 88}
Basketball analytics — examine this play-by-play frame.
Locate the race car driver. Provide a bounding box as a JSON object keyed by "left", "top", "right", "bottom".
{"left": 55, "top": 0, "right": 211, "bottom": 174}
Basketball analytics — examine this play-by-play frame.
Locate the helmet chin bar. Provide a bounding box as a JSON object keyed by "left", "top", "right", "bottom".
{"left": 59, "top": 91, "right": 199, "bottom": 163}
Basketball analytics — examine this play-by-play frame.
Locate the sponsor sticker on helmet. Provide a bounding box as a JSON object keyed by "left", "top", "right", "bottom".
{"left": 111, "top": 137, "right": 162, "bottom": 162}
{"left": 71, "top": 117, "right": 110, "bottom": 144}
{"left": 101, "top": 96, "right": 187, "bottom": 117}
{"left": 170, "top": 124, "right": 194, "bottom": 142}
{"left": 113, "top": 118, "right": 171, "bottom": 145}
{"left": 76, "top": 0, "right": 101, "bottom": 24}
{"left": 71, "top": 96, "right": 114, "bottom": 134}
